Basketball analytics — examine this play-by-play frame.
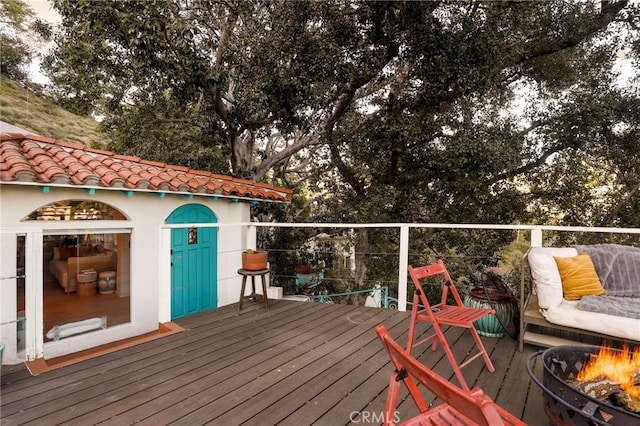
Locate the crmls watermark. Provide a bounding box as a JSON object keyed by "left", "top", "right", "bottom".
{"left": 349, "top": 411, "right": 400, "bottom": 424}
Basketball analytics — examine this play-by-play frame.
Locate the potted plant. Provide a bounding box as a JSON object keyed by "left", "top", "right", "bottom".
{"left": 295, "top": 264, "right": 312, "bottom": 274}
{"left": 463, "top": 267, "right": 517, "bottom": 338}
{"left": 242, "top": 249, "right": 268, "bottom": 271}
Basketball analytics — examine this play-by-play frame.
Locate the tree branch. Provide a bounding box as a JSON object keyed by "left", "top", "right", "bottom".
{"left": 252, "top": 131, "right": 323, "bottom": 180}
{"left": 485, "top": 143, "right": 566, "bottom": 186}
{"left": 514, "top": 1, "right": 628, "bottom": 66}
{"left": 605, "top": 181, "right": 640, "bottom": 226}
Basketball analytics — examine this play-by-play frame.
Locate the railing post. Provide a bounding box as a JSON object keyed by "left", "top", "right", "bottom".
{"left": 398, "top": 225, "right": 409, "bottom": 312}
{"left": 247, "top": 224, "right": 257, "bottom": 251}
{"left": 382, "top": 286, "right": 389, "bottom": 309}
{"left": 530, "top": 227, "right": 543, "bottom": 247}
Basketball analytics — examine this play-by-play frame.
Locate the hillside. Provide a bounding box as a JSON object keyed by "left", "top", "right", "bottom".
{"left": 0, "top": 79, "right": 110, "bottom": 147}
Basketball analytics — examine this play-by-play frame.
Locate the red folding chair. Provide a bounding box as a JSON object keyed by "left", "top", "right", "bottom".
{"left": 407, "top": 260, "right": 495, "bottom": 390}
{"left": 376, "top": 325, "right": 526, "bottom": 426}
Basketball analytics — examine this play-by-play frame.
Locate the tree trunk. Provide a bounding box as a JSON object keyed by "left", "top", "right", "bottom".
{"left": 230, "top": 130, "right": 255, "bottom": 178}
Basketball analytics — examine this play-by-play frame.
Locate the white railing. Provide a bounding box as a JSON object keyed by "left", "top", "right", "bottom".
{"left": 243, "top": 222, "right": 640, "bottom": 311}
{"left": 161, "top": 221, "right": 640, "bottom": 313}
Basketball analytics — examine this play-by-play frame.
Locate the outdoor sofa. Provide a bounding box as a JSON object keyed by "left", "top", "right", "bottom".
{"left": 519, "top": 243, "right": 640, "bottom": 350}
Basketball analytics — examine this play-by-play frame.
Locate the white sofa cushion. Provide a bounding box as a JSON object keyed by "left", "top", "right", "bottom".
{"left": 545, "top": 300, "right": 640, "bottom": 342}
{"left": 528, "top": 247, "right": 578, "bottom": 309}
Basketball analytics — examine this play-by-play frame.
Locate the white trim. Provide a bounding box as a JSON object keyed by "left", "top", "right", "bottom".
{"left": 42, "top": 228, "right": 132, "bottom": 236}
{"left": 0, "top": 181, "right": 289, "bottom": 204}
{"left": 24, "top": 230, "right": 44, "bottom": 361}
{"left": 159, "top": 228, "right": 171, "bottom": 323}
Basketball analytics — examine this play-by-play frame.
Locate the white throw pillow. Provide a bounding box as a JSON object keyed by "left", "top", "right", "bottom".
{"left": 527, "top": 247, "right": 578, "bottom": 309}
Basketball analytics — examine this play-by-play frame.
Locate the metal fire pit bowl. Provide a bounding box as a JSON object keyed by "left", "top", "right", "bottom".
{"left": 527, "top": 345, "right": 640, "bottom": 426}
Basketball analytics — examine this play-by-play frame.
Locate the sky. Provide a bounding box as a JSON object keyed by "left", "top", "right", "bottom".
{"left": 25, "top": 0, "right": 60, "bottom": 84}
{"left": 27, "top": 0, "right": 60, "bottom": 24}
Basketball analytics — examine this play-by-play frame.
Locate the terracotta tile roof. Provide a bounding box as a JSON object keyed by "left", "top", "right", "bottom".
{"left": 0, "top": 133, "right": 292, "bottom": 202}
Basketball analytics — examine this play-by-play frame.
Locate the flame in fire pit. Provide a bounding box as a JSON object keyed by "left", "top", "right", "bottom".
{"left": 577, "top": 345, "right": 640, "bottom": 398}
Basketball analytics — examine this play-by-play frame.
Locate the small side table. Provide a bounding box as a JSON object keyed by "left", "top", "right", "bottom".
{"left": 237, "top": 268, "right": 270, "bottom": 310}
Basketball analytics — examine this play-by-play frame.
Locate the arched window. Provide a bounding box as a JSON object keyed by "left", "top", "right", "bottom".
{"left": 22, "top": 200, "right": 127, "bottom": 221}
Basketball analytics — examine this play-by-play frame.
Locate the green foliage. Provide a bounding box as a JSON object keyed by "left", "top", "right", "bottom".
{"left": 46, "top": 0, "right": 403, "bottom": 179}
{"left": 0, "top": 0, "right": 52, "bottom": 83}
{"left": 42, "top": 0, "right": 640, "bottom": 292}
{"left": 320, "top": 2, "right": 639, "bottom": 227}
{"left": 1, "top": 0, "right": 32, "bottom": 27}
{"left": 0, "top": 33, "right": 29, "bottom": 80}
{"left": 1, "top": 0, "right": 34, "bottom": 81}
{"left": 102, "top": 97, "right": 230, "bottom": 173}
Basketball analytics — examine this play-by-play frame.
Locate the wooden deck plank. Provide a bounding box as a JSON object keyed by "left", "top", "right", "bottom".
{"left": 60, "top": 304, "right": 330, "bottom": 424}
{"left": 1, "top": 302, "right": 309, "bottom": 416}
{"left": 1, "top": 301, "right": 290, "bottom": 396}
{"left": 474, "top": 335, "right": 518, "bottom": 396}
{"left": 301, "top": 326, "right": 417, "bottom": 425}
{"left": 63, "top": 302, "right": 352, "bottom": 425}
{"left": 493, "top": 342, "right": 534, "bottom": 419}
{"left": 165, "top": 305, "right": 388, "bottom": 425}
{"left": 2, "top": 302, "right": 321, "bottom": 422}
{"left": 277, "top": 315, "right": 413, "bottom": 426}
{"left": 210, "top": 308, "right": 402, "bottom": 425}
{"left": 1, "top": 301, "right": 548, "bottom": 426}
{"left": 521, "top": 348, "right": 546, "bottom": 425}
{"left": 110, "top": 304, "right": 366, "bottom": 425}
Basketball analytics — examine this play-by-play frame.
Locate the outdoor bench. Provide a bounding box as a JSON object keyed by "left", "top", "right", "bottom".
{"left": 519, "top": 244, "right": 640, "bottom": 351}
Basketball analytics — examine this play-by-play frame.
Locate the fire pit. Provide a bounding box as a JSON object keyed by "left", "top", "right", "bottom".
{"left": 527, "top": 345, "right": 640, "bottom": 425}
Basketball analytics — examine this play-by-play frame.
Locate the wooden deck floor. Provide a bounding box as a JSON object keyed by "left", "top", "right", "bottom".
{"left": 1, "top": 300, "right": 548, "bottom": 425}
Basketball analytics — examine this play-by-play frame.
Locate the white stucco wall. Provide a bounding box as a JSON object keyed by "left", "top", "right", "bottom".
{"left": 0, "top": 184, "right": 253, "bottom": 363}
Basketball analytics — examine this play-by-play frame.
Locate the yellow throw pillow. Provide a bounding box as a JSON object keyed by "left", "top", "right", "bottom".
{"left": 553, "top": 253, "right": 605, "bottom": 301}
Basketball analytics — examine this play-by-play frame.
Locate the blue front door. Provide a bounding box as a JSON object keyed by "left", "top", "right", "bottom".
{"left": 166, "top": 204, "right": 217, "bottom": 319}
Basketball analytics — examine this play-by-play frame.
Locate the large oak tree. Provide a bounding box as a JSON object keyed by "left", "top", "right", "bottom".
{"left": 45, "top": 0, "right": 639, "bottom": 289}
